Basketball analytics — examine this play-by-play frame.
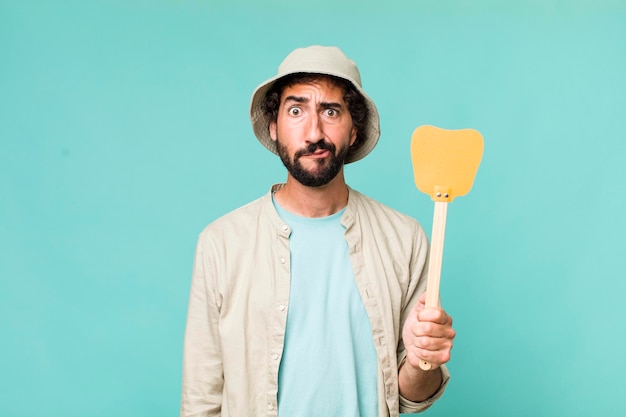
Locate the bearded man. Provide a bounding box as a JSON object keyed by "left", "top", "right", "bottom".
{"left": 180, "top": 45, "right": 455, "bottom": 417}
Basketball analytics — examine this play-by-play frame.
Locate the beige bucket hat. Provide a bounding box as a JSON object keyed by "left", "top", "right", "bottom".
{"left": 249, "top": 45, "right": 380, "bottom": 164}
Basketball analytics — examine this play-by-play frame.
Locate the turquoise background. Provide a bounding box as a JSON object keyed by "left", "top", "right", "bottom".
{"left": 2, "top": 1, "right": 625, "bottom": 416}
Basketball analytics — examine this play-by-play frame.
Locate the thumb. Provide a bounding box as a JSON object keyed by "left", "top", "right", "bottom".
{"left": 414, "top": 292, "right": 427, "bottom": 313}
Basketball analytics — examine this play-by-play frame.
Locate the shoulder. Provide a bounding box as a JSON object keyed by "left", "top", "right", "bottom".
{"left": 348, "top": 188, "right": 423, "bottom": 230}
{"left": 198, "top": 193, "right": 270, "bottom": 244}
{"left": 347, "top": 188, "right": 429, "bottom": 254}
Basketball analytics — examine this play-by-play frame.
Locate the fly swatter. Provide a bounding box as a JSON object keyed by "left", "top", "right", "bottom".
{"left": 410, "top": 125, "right": 484, "bottom": 370}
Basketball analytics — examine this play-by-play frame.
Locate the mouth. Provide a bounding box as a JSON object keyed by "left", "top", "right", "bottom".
{"left": 295, "top": 141, "right": 335, "bottom": 161}
{"left": 305, "top": 149, "right": 330, "bottom": 158}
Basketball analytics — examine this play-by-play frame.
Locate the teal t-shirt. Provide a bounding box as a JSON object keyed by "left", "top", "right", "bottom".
{"left": 274, "top": 198, "right": 378, "bottom": 417}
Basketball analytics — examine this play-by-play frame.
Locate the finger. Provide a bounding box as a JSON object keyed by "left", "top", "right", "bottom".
{"left": 418, "top": 292, "right": 426, "bottom": 305}
{"left": 413, "top": 333, "right": 455, "bottom": 351}
{"left": 405, "top": 346, "right": 441, "bottom": 371}
{"left": 417, "top": 308, "right": 453, "bottom": 326}
{"left": 411, "top": 292, "right": 427, "bottom": 313}
{"left": 405, "top": 340, "right": 452, "bottom": 369}
{"left": 412, "top": 321, "right": 456, "bottom": 340}
{"left": 413, "top": 343, "right": 452, "bottom": 367}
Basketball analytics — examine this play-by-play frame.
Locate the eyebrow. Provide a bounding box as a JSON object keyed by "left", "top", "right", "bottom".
{"left": 283, "top": 95, "right": 344, "bottom": 109}
{"left": 283, "top": 95, "right": 309, "bottom": 104}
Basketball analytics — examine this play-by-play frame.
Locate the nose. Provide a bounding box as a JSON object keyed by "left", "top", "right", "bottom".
{"left": 305, "top": 112, "right": 324, "bottom": 144}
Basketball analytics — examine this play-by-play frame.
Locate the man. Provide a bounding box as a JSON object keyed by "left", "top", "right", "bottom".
{"left": 181, "top": 45, "right": 455, "bottom": 417}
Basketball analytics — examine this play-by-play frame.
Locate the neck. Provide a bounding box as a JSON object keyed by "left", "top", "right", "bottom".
{"left": 274, "top": 170, "right": 349, "bottom": 218}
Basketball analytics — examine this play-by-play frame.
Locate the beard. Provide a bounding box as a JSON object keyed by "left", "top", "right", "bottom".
{"left": 276, "top": 137, "right": 349, "bottom": 187}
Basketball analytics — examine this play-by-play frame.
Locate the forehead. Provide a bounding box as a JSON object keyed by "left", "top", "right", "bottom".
{"left": 280, "top": 78, "right": 346, "bottom": 102}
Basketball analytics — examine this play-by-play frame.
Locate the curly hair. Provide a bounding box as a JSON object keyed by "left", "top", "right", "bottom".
{"left": 261, "top": 73, "right": 369, "bottom": 152}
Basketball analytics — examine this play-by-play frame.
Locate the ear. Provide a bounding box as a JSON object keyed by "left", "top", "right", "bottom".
{"left": 269, "top": 121, "right": 277, "bottom": 142}
{"left": 349, "top": 126, "right": 357, "bottom": 146}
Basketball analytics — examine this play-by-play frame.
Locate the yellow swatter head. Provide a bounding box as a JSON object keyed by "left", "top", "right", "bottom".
{"left": 410, "top": 125, "right": 484, "bottom": 202}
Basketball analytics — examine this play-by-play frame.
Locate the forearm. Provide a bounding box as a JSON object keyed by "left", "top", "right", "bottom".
{"left": 398, "top": 361, "right": 443, "bottom": 402}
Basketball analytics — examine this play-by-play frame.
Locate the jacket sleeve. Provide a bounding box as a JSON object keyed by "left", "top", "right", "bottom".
{"left": 397, "top": 220, "right": 450, "bottom": 414}
{"left": 180, "top": 233, "right": 223, "bottom": 417}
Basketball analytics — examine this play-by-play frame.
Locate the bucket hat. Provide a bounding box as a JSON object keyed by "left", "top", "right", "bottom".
{"left": 249, "top": 45, "right": 380, "bottom": 164}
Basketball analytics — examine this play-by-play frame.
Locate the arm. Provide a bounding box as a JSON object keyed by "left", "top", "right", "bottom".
{"left": 399, "top": 292, "right": 455, "bottom": 402}
{"left": 180, "top": 235, "right": 223, "bottom": 417}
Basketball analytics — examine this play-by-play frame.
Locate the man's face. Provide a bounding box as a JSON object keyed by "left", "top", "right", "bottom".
{"left": 269, "top": 79, "right": 357, "bottom": 187}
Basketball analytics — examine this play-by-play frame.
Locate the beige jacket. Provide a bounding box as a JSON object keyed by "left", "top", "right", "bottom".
{"left": 181, "top": 185, "right": 449, "bottom": 417}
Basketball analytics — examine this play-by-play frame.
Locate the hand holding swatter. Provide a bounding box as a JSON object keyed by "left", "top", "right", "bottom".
{"left": 410, "top": 125, "right": 484, "bottom": 371}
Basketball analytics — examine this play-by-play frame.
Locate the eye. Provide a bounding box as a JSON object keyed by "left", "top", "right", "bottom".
{"left": 324, "top": 108, "right": 338, "bottom": 117}
{"left": 288, "top": 107, "right": 302, "bottom": 116}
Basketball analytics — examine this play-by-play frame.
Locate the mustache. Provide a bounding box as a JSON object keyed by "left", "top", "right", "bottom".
{"left": 294, "top": 140, "right": 336, "bottom": 158}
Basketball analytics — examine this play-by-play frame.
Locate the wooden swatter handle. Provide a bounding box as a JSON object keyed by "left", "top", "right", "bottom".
{"left": 419, "top": 201, "right": 448, "bottom": 371}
